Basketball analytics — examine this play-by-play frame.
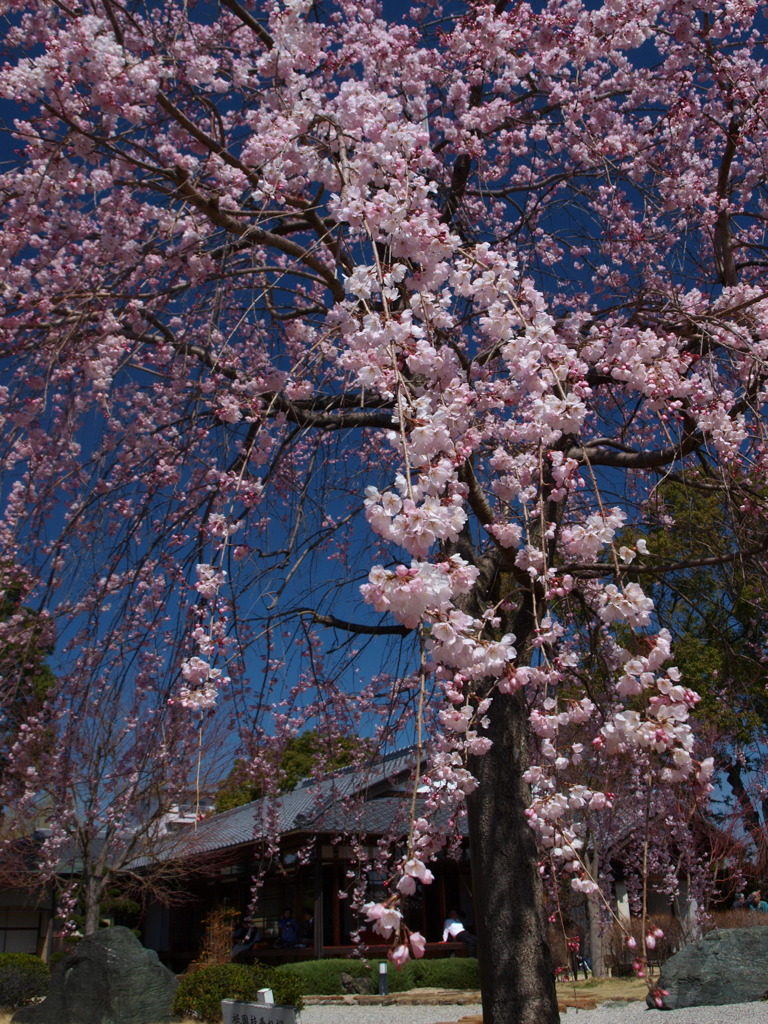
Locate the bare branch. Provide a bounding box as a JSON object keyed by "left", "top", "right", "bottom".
{"left": 218, "top": 0, "right": 274, "bottom": 50}
{"left": 295, "top": 609, "right": 411, "bottom": 636}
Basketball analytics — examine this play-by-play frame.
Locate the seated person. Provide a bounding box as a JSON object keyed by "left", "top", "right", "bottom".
{"left": 231, "top": 921, "right": 263, "bottom": 960}
{"left": 276, "top": 908, "right": 300, "bottom": 947}
{"left": 442, "top": 909, "right": 477, "bottom": 956}
{"left": 300, "top": 909, "right": 314, "bottom": 947}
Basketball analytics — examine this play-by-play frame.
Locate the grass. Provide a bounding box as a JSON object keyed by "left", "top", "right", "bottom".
{"left": 555, "top": 975, "right": 649, "bottom": 1002}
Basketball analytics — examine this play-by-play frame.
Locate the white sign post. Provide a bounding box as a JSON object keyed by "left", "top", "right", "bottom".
{"left": 221, "top": 998, "right": 298, "bottom": 1024}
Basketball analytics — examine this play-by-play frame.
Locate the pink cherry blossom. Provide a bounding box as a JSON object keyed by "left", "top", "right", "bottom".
{"left": 1, "top": 0, "right": 765, "bottom": 1014}
{"left": 389, "top": 943, "right": 410, "bottom": 969}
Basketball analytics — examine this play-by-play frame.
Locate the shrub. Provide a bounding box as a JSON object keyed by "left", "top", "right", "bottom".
{"left": 372, "top": 958, "right": 419, "bottom": 992}
{"left": 273, "top": 957, "right": 415, "bottom": 995}
{"left": 195, "top": 905, "right": 240, "bottom": 967}
{"left": 0, "top": 953, "right": 50, "bottom": 1010}
{"left": 273, "top": 958, "right": 370, "bottom": 996}
{"left": 410, "top": 957, "right": 479, "bottom": 990}
{"left": 173, "top": 962, "right": 303, "bottom": 1022}
{"left": 274, "top": 956, "right": 479, "bottom": 995}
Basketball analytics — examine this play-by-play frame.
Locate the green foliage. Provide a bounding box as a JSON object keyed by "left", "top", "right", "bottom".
{"left": 100, "top": 889, "right": 141, "bottom": 928}
{"left": 66, "top": 887, "right": 143, "bottom": 937}
{"left": 409, "top": 957, "right": 480, "bottom": 989}
{"left": 273, "top": 957, "right": 371, "bottom": 996}
{"left": 214, "top": 731, "right": 364, "bottom": 812}
{"left": 635, "top": 479, "right": 768, "bottom": 743}
{"left": 173, "top": 962, "right": 303, "bottom": 1021}
{"left": 0, "top": 576, "right": 57, "bottom": 780}
{"left": 0, "top": 953, "right": 50, "bottom": 1010}
{"left": 375, "top": 958, "right": 420, "bottom": 992}
{"left": 213, "top": 761, "right": 260, "bottom": 813}
{"left": 273, "top": 956, "right": 479, "bottom": 995}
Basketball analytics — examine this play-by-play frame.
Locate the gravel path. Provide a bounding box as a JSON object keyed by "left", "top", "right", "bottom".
{"left": 299, "top": 999, "right": 768, "bottom": 1024}
{"left": 564, "top": 999, "right": 768, "bottom": 1022}
{"left": 300, "top": 1006, "right": 483, "bottom": 1024}
{"left": 563, "top": 999, "right": 768, "bottom": 1022}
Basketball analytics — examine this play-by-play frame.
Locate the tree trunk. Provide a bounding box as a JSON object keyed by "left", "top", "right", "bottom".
{"left": 468, "top": 689, "right": 559, "bottom": 1024}
{"left": 585, "top": 851, "right": 606, "bottom": 978}
{"left": 586, "top": 891, "right": 606, "bottom": 978}
{"left": 83, "top": 874, "right": 104, "bottom": 936}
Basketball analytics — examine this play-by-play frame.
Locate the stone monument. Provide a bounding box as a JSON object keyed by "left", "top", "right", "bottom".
{"left": 13, "top": 926, "right": 178, "bottom": 1024}
{"left": 648, "top": 925, "right": 768, "bottom": 1010}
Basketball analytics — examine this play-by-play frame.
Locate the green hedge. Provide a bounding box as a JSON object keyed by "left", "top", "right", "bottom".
{"left": 274, "top": 957, "right": 479, "bottom": 995}
{"left": 273, "top": 957, "right": 418, "bottom": 995}
{"left": 0, "top": 953, "right": 50, "bottom": 1010}
{"left": 173, "top": 963, "right": 303, "bottom": 1022}
{"left": 408, "top": 957, "right": 479, "bottom": 990}
{"left": 273, "top": 958, "right": 370, "bottom": 996}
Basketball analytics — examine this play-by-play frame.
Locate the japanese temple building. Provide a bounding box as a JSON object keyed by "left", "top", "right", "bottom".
{"left": 142, "top": 749, "right": 473, "bottom": 970}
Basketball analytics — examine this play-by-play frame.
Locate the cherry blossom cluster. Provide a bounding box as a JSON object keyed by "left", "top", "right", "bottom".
{"left": 363, "top": 899, "right": 426, "bottom": 966}
{"left": 170, "top": 557, "right": 234, "bottom": 711}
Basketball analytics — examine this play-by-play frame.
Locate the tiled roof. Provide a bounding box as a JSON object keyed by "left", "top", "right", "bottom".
{"left": 163, "top": 747, "right": 419, "bottom": 860}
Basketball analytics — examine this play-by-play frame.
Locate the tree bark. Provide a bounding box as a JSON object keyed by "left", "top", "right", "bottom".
{"left": 468, "top": 690, "right": 560, "bottom": 1024}
{"left": 586, "top": 893, "right": 606, "bottom": 978}
{"left": 583, "top": 850, "right": 606, "bottom": 978}
{"left": 83, "top": 874, "right": 104, "bottom": 936}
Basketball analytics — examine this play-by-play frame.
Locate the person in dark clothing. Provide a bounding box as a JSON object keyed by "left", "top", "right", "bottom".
{"left": 276, "top": 908, "right": 299, "bottom": 947}
{"left": 231, "top": 921, "right": 262, "bottom": 960}
{"left": 567, "top": 930, "right": 590, "bottom": 980}
{"left": 300, "top": 909, "right": 314, "bottom": 947}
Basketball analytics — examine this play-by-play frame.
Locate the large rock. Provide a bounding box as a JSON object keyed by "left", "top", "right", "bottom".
{"left": 648, "top": 925, "right": 768, "bottom": 1009}
{"left": 340, "top": 972, "right": 372, "bottom": 995}
{"left": 13, "top": 926, "right": 178, "bottom": 1024}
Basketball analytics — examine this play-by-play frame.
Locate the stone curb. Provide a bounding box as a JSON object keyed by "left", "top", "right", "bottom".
{"left": 304, "top": 990, "right": 481, "bottom": 1006}
{"left": 303, "top": 991, "right": 644, "bottom": 1009}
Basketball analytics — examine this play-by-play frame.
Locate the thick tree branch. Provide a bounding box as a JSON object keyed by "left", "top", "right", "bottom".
{"left": 440, "top": 153, "right": 472, "bottom": 226}
{"left": 459, "top": 459, "right": 495, "bottom": 527}
{"left": 218, "top": 0, "right": 274, "bottom": 50}
{"left": 559, "top": 536, "right": 768, "bottom": 578}
{"left": 566, "top": 432, "right": 704, "bottom": 469}
{"left": 124, "top": 321, "right": 396, "bottom": 430}
{"left": 713, "top": 114, "right": 742, "bottom": 287}
{"left": 295, "top": 609, "right": 410, "bottom": 636}
{"left": 173, "top": 171, "right": 346, "bottom": 301}
{"left": 158, "top": 93, "right": 260, "bottom": 182}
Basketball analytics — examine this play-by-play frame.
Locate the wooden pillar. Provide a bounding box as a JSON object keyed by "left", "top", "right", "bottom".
{"left": 314, "top": 850, "right": 323, "bottom": 958}
{"left": 439, "top": 868, "right": 447, "bottom": 933}
{"left": 333, "top": 862, "right": 341, "bottom": 945}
